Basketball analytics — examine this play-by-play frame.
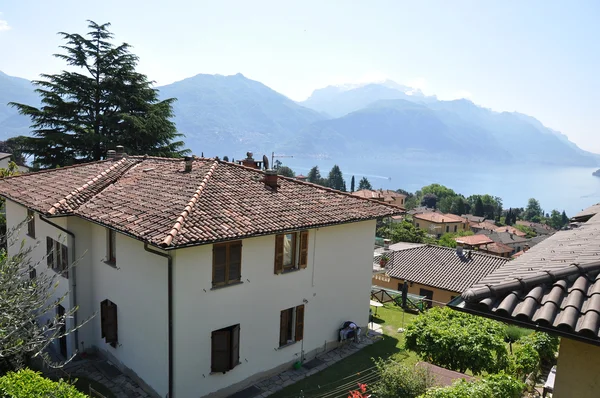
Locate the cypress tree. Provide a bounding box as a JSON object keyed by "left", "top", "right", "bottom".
{"left": 10, "top": 21, "right": 188, "bottom": 169}
{"left": 350, "top": 175, "right": 355, "bottom": 192}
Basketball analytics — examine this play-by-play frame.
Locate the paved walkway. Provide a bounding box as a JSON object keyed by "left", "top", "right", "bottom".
{"left": 252, "top": 324, "right": 384, "bottom": 397}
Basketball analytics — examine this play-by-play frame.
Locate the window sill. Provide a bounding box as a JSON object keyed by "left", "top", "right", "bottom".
{"left": 209, "top": 362, "right": 241, "bottom": 375}
{"left": 278, "top": 268, "right": 303, "bottom": 275}
{"left": 278, "top": 341, "right": 298, "bottom": 349}
{"left": 211, "top": 280, "right": 244, "bottom": 290}
{"left": 26, "top": 233, "right": 36, "bottom": 239}
{"left": 104, "top": 260, "right": 117, "bottom": 268}
{"left": 48, "top": 268, "right": 69, "bottom": 279}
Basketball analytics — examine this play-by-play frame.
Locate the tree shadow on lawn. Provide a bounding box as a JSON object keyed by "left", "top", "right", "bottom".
{"left": 269, "top": 335, "right": 404, "bottom": 398}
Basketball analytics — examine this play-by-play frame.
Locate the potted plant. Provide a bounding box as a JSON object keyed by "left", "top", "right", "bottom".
{"left": 379, "top": 255, "right": 389, "bottom": 267}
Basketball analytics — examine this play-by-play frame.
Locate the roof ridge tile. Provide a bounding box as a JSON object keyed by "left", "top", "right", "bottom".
{"left": 161, "top": 160, "right": 219, "bottom": 247}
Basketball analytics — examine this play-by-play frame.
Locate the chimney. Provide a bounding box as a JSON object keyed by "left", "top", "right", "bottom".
{"left": 107, "top": 150, "right": 116, "bottom": 160}
{"left": 184, "top": 156, "right": 193, "bottom": 172}
{"left": 383, "top": 239, "right": 391, "bottom": 250}
{"left": 263, "top": 169, "right": 279, "bottom": 191}
{"left": 115, "top": 145, "right": 125, "bottom": 160}
{"left": 467, "top": 250, "right": 472, "bottom": 259}
{"left": 456, "top": 246, "right": 464, "bottom": 256}
{"left": 240, "top": 151, "right": 260, "bottom": 169}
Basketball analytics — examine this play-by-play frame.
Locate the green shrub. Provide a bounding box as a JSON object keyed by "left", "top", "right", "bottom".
{"left": 510, "top": 343, "right": 540, "bottom": 380}
{"left": 370, "top": 359, "right": 435, "bottom": 398}
{"left": 418, "top": 373, "right": 524, "bottom": 398}
{"left": 0, "top": 369, "right": 87, "bottom": 398}
{"left": 520, "top": 332, "right": 559, "bottom": 363}
{"left": 405, "top": 307, "right": 508, "bottom": 374}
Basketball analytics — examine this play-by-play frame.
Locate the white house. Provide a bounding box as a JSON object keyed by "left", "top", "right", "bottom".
{"left": 0, "top": 152, "right": 399, "bottom": 398}
{"left": 0, "top": 152, "right": 29, "bottom": 173}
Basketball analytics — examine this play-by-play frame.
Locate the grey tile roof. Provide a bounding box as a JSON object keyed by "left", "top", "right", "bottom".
{"left": 454, "top": 261, "right": 600, "bottom": 344}
{"left": 461, "top": 214, "right": 486, "bottom": 223}
{"left": 572, "top": 203, "right": 600, "bottom": 222}
{"left": 375, "top": 245, "right": 509, "bottom": 293}
{"left": 529, "top": 234, "right": 550, "bottom": 247}
{"left": 478, "top": 230, "right": 529, "bottom": 245}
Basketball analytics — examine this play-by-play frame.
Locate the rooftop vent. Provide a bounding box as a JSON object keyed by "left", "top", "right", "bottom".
{"left": 107, "top": 150, "right": 116, "bottom": 160}
{"left": 184, "top": 156, "right": 193, "bottom": 172}
{"left": 383, "top": 239, "right": 391, "bottom": 250}
{"left": 115, "top": 145, "right": 125, "bottom": 160}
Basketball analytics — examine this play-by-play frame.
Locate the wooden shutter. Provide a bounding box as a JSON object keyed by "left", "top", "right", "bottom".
{"left": 54, "top": 241, "right": 61, "bottom": 270}
{"left": 230, "top": 324, "right": 240, "bottom": 368}
{"left": 103, "top": 300, "right": 118, "bottom": 346}
{"left": 100, "top": 300, "right": 107, "bottom": 338}
{"left": 274, "top": 234, "right": 284, "bottom": 274}
{"left": 211, "top": 329, "right": 231, "bottom": 373}
{"left": 228, "top": 242, "right": 242, "bottom": 283}
{"left": 46, "top": 237, "right": 54, "bottom": 268}
{"left": 279, "top": 310, "right": 289, "bottom": 346}
{"left": 295, "top": 305, "right": 305, "bottom": 342}
{"left": 61, "top": 244, "right": 69, "bottom": 278}
{"left": 299, "top": 231, "right": 309, "bottom": 269}
{"left": 212, "top": 244, "right": 227, "bottom": 286}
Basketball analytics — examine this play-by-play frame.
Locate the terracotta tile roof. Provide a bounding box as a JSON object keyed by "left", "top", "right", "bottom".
{"left": 375, "top": 245, "right": 509, "bottom": 293}
{"left": 484, "top": 242, "right": 513, "bottom": 254}
{"left": 413, "top": 212, "right": 466, "bottom": 224}
{"left": 512, "top": 250, "right": 526, "bottom": 258}
{"left": 478, "top": 230, "right": 529, "bottom": 246}
{"left": 455, "top": 261, "right": 600, "bottom": 344}
{"left": 461, "top": 214, "right": 486, "bottom": 223}
{"left": 0, "top": 157, "right": 401, "bottom": 248}
{"left": 416, "top": 362, "right": 473, "bottom": 387}
{"left": 494, "top": 225, "right": 527, "bottom": 237}
{"left": 352, "top": 189, "right": 383, "bottom": 200}
{"left": 455, "top": 234, "right": 494, "bottom": 246}
{"left": 470, "top": 221, "right": 497, "bottom": 230}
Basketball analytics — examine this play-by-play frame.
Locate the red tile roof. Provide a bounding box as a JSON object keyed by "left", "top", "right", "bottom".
{"left": 0, "top": 157, "right": 401, "bottom": 248}
{"left": 494, "top": 225, "right": 527, "bottom": 237}
{"left": 413, "top": 212, "right": 466, "bottom": 224}
{"left": 484, "top": 242, "right": 513, "bottom": 254}
{"left": 455, "top": 234, "right": 494, "bottom": 246}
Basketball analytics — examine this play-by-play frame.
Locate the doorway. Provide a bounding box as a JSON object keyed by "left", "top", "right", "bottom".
{"left": 419, "top": 288, "right": 434, "bottom": 308}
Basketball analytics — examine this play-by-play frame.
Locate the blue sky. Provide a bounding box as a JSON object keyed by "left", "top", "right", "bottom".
{"left": 1, "top": 1, "right": 599, "bottom": 152}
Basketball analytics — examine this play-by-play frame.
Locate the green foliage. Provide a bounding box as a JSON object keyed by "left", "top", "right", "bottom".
{"left": 358, "top": 176, "right": 372, "bottom": 190}
{"left": 418, "top": 373, "right": 524, "bottom": 398}
{"left": 222, "top": 155, "right": 229, "bottom": 162}
{"left": 371, "top": 359, "right": 434, "bottom": 398}
{"left": 405, "top": 307, "right": 509, "bottom": 374}
{"left": 520, "top": 332, "right": 559, "bottom": 364}
{"left": 378, "top": 221, "right": 435, "bottom": 244}
{"left": 437, "top": 231, "right": 474, "bottom": 248}
{"left": 0, "top": 137, "right": 28, "bottom": 166}
{"left": 510, "top": 343, "right": 540, "bottom": 379}
{"left": 524, "top": 198, "right": 543, "bottom": 221}
{"left": 421, "top": 193, "right": 437, "bottom": 208}
{"left": 9, "top": 20, "right": 188, "bottom": 169}
{"left": 350, "top": 175, "right": 355, "bottom": 192}
{"left": 327, "top": 164, "right": 345, "bottom": 191}
{"left": 504, "top": 325, "right": 532, "bottom": 354}
{"left": 514, "top": 224, "right": 537, "bottom": 238}
{"left": 276, "top": 166, "right": 295, "bottom": 178}
{"left": 548, "top": 209, "right": 569, "bottom": 229}
{"left": 307, "top": 166, "right": 327, "bottom": 186}
{"left": 0, "top": 369, "right": 87, "bottom": 398}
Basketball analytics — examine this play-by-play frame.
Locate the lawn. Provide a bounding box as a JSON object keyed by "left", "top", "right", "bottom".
{"left": 269, "top": 304, "right": 420, "bottom": 398}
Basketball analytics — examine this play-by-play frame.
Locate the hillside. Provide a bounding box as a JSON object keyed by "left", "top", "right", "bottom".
{"left": 0, "top": 71, "right": 38, "bottom": 138}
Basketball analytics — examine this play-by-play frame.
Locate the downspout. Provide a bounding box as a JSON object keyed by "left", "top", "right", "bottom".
{"left": 144, "top": 243, "right": 174, "bottom": 398}
{"left": 39, "top": 215, "right": 78, "bottom": 351}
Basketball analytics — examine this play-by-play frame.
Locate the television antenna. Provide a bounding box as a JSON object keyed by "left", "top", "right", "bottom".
{"left": 271, "top": 152, "right": 294, "bottom": 167}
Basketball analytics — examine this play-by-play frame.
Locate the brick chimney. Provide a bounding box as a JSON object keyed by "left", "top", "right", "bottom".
{"left": 239, "top": 152, "right": 261, "bottom": 169}
{"left": 184, "top": 156, "right": 193, "bottom": 172}
{"left": 263, "top": 169, "right": 279, "bottom": 191}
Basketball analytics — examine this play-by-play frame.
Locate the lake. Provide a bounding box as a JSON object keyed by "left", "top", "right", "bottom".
{"left": 282, "top": 157, "right": 600, "bottom": 217}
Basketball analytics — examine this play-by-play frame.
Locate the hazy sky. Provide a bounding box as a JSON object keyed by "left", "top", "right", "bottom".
{"left": 1, "top": 1, "right": 599, "bottom": 152}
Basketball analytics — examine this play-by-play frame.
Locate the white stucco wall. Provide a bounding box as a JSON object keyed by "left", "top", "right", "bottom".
{"left": 172, "top": 220, "right": 376, "bottom": 398}
{"left": 5, "top": 200, "right": 74, "bottom": 356}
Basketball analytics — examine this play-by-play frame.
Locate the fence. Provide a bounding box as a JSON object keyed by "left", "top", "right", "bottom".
{"left": 371, "top": 285, "right": 426, "bottom": 312}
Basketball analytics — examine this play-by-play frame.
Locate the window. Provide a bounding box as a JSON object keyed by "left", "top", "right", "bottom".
{"left": 453, "top": 225, "right": 457, "bottom": 232}
{"left": 279, "top": 305, "right": 305, "bottom": 347}
{"left": 107, "top": 229, "right": 116, "bottom": 264}
{"left": 419, "top": 288, "right": 434, "bottom": 309}
{"left": 101, "top": 299, "right": 118, "bottom": 347}
{"left": 445, "top": 226, "right": 449, "bottom": 233}
{"left": 27, "top": 209, "right": 35, "bottom": 238}
{"left": 211, "top": 324, "right": 240, "bottom": 373}
{"left": 46, "top": 237, "right": 68, "bottom": 278}
{"left": 212, "top": 241, "right": 242, "bottom": 287}
{"left": 274, "top": 231, "right": 308, "bottom": 274}
{"left": 416, "top": 223, "right": 420, "bottom": 228}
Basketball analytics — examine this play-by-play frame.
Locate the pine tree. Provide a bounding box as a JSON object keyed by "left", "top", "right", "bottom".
{"left": 307, "top": 166, "right": 321, "bottom": 184}
{"left": 277, "top": 166, "right": 295, "bottom": 178}
{"left": 350, "top": 176, "right": 355, "bottom": 193}
{"left": 561, "top": 210, "right": 569, "bottom": 227}
{"left": 10, "top": 21, "right": 188, "bottom": 169}
{"left": 358, "top": 177, "right": 373, "bottom": 190}
{"left": 327, "top": 165, "right": 345, "bottom": 191}
{"left": 474, "top": 197, "right": 484, "bottom": 217}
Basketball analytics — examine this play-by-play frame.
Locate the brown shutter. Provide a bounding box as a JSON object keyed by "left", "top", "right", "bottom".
{"left": 54, "top": 241, "right": 60, "bottom": 269}
{"left": 211, "top": 329, "right": 231, "bottom": 373}
{"left": 279, "top": 310, "right": 289, "bottom": 346}
{"left": 230, "top": 324, "right": 240, "bottom": 368}
{"left": 46, "top": 237, "right": 53, "bottom": 268}
{"left": 61, "top": 244, "right": 69, "bottom": 278}
{"left": 274, "top": 234, "right": 284, "bottom": 274}
{"left": 295, "top": 305, "right": 305, "bottom": 342}
{"left": 212, "top": 245, "right": 227, "bottom": 285}
{"left": 299, "top": 231, "right": 309, "bottom": 269}
{"left": 100, "top": 300, "right": 107, "bottom": 338}
{"left": 228, "top": 242, "right": 242, "bottom": 282}
{"left": 104, "top": 301, "right": 118, "bottom": 346}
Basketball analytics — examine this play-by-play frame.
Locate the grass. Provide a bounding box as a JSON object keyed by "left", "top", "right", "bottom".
{"left": 269, "top": 304, "right": 420, "bottom": 398}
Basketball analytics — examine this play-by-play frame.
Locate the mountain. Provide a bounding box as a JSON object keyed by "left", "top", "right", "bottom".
{"left": 300, "top": 80, "right": 437, "bottom": 118}
{"left": 157, "top": 73, "right": 325, "bottom": 156}
{"left": 0, "top": 71, "right": 38, "bottom": 139}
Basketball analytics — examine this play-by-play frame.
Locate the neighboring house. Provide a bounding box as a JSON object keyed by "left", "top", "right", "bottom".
{"left": 469, "top": 220, "right": 498, "bottom": 233}
{"left": 571, "top": 203, "right": 600, "bottom": 223}
{"left": 295, "top": 174, "right": 307, "bottom": 181}
{"left": 450, "top": 203, "right": 600, "bottom": 398}
{"left": 407, "top": 206, "right": 436, "bottom": 216}
{"left": 352, "top": 189, "right": 406, "bottom": 208}
{"left": 0, "top": 153, "right": 399, "bottom": 398}
{"left": 480, "top": 242, "right": 513, "bottom": 258}
{"left": 454, "top": 234, "right": 494, "bottom": 248}
{"left": 0, "top": 152, "right": 29, "bottom": 173}
{"left": 412, "top": 212, "right": 468, "bottom": 238}
{"left": 494, "top": 225, "right": 527, "bottom": 237}
{"left": 515, "top": 220, "right": 556, "bottom": 235}
{"left": 477, "top": 230, "right": 529, "bottom": 254}
{"left": 461, "top": 214, "right": 486, "bottom": 224}
{"left": 372, "top": 245, "right": 509, "bottom": 307}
